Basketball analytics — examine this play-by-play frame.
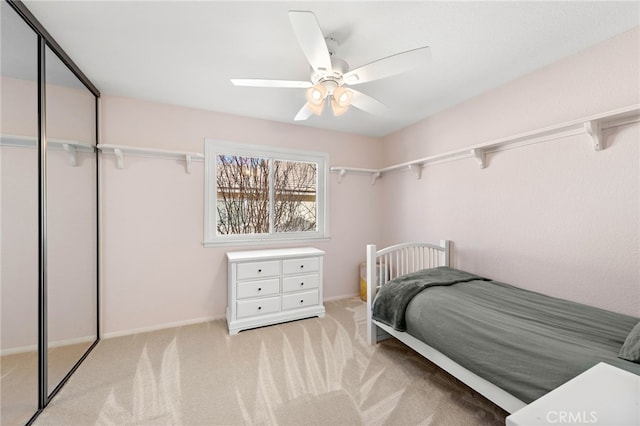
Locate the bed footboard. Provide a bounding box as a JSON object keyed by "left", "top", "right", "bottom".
{"left": 366, "top": 240, "right": 450, "bottom": 345}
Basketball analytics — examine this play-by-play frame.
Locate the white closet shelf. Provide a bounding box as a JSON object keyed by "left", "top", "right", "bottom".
{"left": 97, "top": 144, "right": 204, "bottom": 174}
{"left": 329, "top": 167, "right": 380, "bottom": 184}
{"left": 0, "top": 134, "right": 95, "bottom": 166}
{"left": 331, "top": 104, "right": 639, "bottom": 184}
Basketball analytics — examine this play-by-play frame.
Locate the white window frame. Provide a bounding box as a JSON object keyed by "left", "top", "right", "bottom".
{"left": 204, "top": 139, "right": 329, "bottom": 246}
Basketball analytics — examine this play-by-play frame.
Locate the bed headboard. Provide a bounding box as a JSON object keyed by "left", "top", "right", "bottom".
{"left": 365, "top": 240, "right": 450, "bottom": 344}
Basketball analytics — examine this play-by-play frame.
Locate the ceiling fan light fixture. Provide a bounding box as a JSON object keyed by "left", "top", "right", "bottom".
{"left": 331, "top": 98, "right": 348, "bottom": 116}
{"left": 306, "top": 84, "right": 327, "bottom": 116}
{"left": 331, "top": 86, "right": 352, "bottom": 116}
{"left": 333, "top": 86, "right": 352, "bottom": 107}
{"left": 306, "top": 84, "right": 326, "bottom": 104}
{"left": 307, "top": 100, "right": 324, "bottom": 116}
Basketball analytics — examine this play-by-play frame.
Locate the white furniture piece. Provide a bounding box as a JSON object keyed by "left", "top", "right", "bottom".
{"left": 226, "top": 247, "right": 325, "bottom": 335}
{"left": 506, "top": 362, "right": 640, "bottom": 426}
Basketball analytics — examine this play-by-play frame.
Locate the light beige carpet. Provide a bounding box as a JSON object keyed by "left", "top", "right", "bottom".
{"left": 33, "top": 298, "right": 507, "bottom": 425}
{"left": 1, "top": 349, "right": 38, "bottom": 426}
{"left": 2, "top": 341, "right": 94, "bottom": 426}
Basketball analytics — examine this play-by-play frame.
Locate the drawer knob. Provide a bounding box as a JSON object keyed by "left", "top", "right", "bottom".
{"left": 258, "top": 287, "right": 262, "bottom": 292}
{"left": 300, "top": 299, "right": 304, "bottom": 303}
{"left": 258, "top": 306, "right": 262, "bottom": 310}
{"left": 300, "top": 282, "right": 304, "bottom": 286}
{"left": 258, "top": 269, "right": 262, "bottom": 273}
{"left": 300, "top": 265, "right": 304, "bottom": 269}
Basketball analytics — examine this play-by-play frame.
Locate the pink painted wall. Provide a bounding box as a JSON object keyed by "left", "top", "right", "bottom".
{"left": 380, "top": 28, "right": 639, "bottom": 316}
{"left": 100, "top": 97, "right": 382, "bottom": 336}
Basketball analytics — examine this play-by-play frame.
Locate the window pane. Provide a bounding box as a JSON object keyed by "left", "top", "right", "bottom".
{"left": 273, "top": 160, "right": 317, "bottom": 233}
{"left": 216, "top": 155, "right": 269, "bottom": 235}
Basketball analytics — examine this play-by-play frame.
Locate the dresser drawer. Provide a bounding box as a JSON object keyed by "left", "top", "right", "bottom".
{"left": 236, "top": 296, "right": 280, "bottom": 319}
{"left": 282, "top": 274, "right": 319, "bottom": 293}
{"left": 282, "top": 257, "right": 320, "bottom": 275}
{"left": 237, "top": 278, "right": 280, "bottom": 300}
{"left": 282, "top": 290, "right": 319, "bottom": 311}
{"left": 237, "top": 260, "right": 280, "bottom": 280}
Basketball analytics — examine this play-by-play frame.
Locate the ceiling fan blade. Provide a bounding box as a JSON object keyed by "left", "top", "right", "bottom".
{"left": 349, "top": 89, "right": 390, "bottom": 115}
{"left": 288, "top": 11, "right": 332, "bottom": 74}
{"left": 294, "top": 103, "right": 314, "bottom": 121}
{"left": 343, "top": 46, "right": 431, "bottom": 85}
{"left": 231, "top": 79, "right": 312, "bottom": 88}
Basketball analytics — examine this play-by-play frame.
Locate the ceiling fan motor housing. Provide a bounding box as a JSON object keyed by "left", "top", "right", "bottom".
{"left": 311, "top": 55, "right": 349, "bottom": 96}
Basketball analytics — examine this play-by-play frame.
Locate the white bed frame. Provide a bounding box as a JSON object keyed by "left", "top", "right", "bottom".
{"left": 366, "top": 241, "right": 527, "bottom": 414}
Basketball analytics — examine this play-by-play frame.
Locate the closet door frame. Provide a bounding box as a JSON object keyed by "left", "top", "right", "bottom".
{"left": 5, "top": 1, "right": 101, "bottom": 423}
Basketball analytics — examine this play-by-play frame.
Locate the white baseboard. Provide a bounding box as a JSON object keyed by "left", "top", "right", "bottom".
{"left": 1, "top": 335, "right": 96, "bottom": 357}
{"left": 102, "top": 315, "right": 223, "bottom": 339}
{"left": 102, "top": 297, "right": 360, "bottom": 340}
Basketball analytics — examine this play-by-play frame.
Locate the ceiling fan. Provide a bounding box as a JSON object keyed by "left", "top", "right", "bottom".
{"left": 231, "top": 10, "right": 431, "bottom": 121}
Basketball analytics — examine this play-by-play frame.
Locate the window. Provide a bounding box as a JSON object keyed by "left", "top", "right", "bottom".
{"left": 204, "top": 140, "right": 329, "bottom": 245}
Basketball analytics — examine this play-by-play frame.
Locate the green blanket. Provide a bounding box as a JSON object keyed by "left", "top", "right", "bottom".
{"left": 372, "top": 266, "right": 489, "bottom": 331}
{"left": 372, "top": 267, "right": 640, "bottom": 403}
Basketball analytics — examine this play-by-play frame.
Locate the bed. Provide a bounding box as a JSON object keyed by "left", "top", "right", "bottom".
{"left": 365, "top": 241, "right": 640, "bottom": 413}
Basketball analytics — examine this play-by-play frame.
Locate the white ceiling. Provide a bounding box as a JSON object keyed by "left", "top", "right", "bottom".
{"left": 21, "top": 1, "right": 640, "bottom": 137}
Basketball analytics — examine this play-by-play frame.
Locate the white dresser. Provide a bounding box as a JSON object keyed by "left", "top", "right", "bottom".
{"left": 226, "top": 247, "right": 325, "bottom": 335}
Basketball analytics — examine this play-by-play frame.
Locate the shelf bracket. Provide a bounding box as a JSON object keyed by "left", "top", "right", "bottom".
{"left": 408, "top": 164, "right": 422, "bottom": 179}
{"left": 185, "top": 154, "right": 193, "bottom": 174}
{"left": 471, "top": 148, "right": 486, "bottom": 169}
{"left": 113, "top": 148, "right": 125, "bottom": 169}
{"left": 584, "top": 120, "right": 603, "bottom": 151}
{"left": 371, "top": 171, "right": 381, "bottom": 185}
{"left": 336, "top": 168, "right": 347, "bottom": 184}
{"left": 62, "top": 143, "right": 78, "bottom": 167}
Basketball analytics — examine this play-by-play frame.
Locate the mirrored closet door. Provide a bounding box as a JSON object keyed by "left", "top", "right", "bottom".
{"left": 0, "top": 0, "right": 100, "bottom": 423}
{"left": 45, "top": 46, "right": 98, "bottom": 396}
{"left": 0, "top": 2, "right": 40, "bottom": 424}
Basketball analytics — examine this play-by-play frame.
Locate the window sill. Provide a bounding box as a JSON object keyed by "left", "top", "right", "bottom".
{"left": 202, "top": 236, "right": 331, "bottom": 248}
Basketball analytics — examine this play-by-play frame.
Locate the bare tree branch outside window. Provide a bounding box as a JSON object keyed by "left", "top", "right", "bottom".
{"left": 216, "top": 155, "right": 317, "bottom": 235}
{"left": 274, "top": 160, "right": 317, "bottom": 232}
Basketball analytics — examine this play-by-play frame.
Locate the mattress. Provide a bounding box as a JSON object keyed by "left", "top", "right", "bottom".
{"left": 373, "top": 267, "right": 640, "bottom": 403}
